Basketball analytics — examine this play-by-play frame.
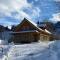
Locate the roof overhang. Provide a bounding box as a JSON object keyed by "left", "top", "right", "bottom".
{"left": 11, "top": 30, "right": 39, "bottom": 34}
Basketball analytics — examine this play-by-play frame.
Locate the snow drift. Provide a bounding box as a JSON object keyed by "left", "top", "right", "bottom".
{"left": 1, "top": 40, "right": 60, "bottom": 60}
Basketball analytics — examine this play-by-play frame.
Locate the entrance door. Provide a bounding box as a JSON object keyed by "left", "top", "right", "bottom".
{"left": 34, "top": 34, "right": 38, "bottom": 42}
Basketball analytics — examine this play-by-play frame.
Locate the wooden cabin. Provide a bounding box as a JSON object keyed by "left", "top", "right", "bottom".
{"left": 11, "top": 18, "right": 53, "bottom": 43}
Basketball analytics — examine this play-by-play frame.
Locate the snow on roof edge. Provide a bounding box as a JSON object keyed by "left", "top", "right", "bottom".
{"left": 25, "top": 18, "right": 51, "bottom": 34}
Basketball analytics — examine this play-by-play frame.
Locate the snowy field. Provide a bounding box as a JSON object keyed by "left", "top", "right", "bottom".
{"left": 0, "top": 40, "right": 60, "bottom": 60}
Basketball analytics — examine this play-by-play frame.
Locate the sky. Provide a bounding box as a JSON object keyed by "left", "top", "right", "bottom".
{"left": 0, "top": 0, "right": 60, "bottom": 28}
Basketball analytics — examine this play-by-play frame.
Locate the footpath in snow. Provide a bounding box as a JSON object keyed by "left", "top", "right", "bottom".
{"left": 1, "top": 40, "right": 60, "bottom": 60}
{"left": 4, "top": 41, "right": 53, "bottom": 60}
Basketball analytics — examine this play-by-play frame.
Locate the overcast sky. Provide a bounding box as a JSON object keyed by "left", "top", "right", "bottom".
{"left": 0, "top": 0, "right": 60, "bottom": 28}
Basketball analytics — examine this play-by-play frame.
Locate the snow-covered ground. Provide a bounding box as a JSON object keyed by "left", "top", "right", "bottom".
{"left": 0, "top": 45, "right": 12, "bottom": 60}
{"left": 1, "top": 40, "right": 60, "bottom": 60}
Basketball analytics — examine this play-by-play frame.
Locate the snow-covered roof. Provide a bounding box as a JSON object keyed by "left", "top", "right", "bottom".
{"left": 15, "top": 18, "right": 52, "bottom": 35}
{"left": 23, "top": 18, "right": 46, "bottom": 31}
{"left": 44, "top": 29, "right": 52, "bottom": 34}
{"left": 27, "top": 19, "right": 37, "bottom": 27}
{"left": 24, "top": 18, "right": 52, "bottom": 34}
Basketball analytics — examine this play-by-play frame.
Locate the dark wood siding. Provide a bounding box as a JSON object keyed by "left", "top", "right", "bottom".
{"left": 16, "top": 21, "right": 37, "bottom": 32}
{"left": 12, "top": 32, "right": 40, "bottom": 43}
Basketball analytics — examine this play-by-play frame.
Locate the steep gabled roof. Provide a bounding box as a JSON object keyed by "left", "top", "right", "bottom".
{"left": 14, "top": 18, "right": 52, "bottom": 35}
